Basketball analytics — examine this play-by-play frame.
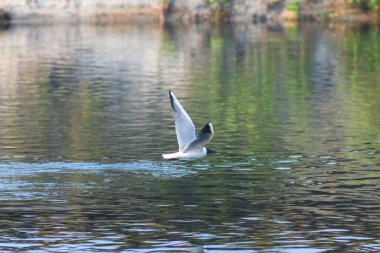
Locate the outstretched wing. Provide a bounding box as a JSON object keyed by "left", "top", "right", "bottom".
{"left": 184, "top": 123, "right": 214, "bottom": 153}
{"left": 169, "top": 90, "right": 196, "bottom": 152}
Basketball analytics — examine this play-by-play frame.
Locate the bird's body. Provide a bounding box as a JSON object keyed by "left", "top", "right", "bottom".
{"left": 162, "top": 91, "right": 214, "bottom": 160}
{"left": 162, "top": 147, "right": 208, "bottom": 160}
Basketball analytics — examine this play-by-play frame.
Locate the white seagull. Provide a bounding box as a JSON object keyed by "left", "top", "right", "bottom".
{"left": 162, "top": 90, "right": 214, "bottom": 160}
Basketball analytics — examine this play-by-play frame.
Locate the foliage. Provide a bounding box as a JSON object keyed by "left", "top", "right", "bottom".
{"left": 348, "top": 0, "right": 380, "bottom": 10}
{"left": 204, "top": 0, "right": 229, "bottom": 5}
{"left": 287, "top": 0, "right": 301, "bottom": 12}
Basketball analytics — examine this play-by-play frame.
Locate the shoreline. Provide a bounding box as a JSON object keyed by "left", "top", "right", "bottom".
{"left": 1, "top": 0, "right": 379, "bottom": 26}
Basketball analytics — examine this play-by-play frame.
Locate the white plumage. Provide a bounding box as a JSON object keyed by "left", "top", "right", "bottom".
{"left": 162, "top": 91, "right": 214, "bottom": 160}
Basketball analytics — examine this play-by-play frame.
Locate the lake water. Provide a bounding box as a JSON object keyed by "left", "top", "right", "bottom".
{"left": 0, "top": 23, "right": 379, "bottom": 252}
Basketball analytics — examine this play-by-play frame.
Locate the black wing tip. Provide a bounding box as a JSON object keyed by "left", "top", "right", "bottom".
{"left": 200, "top": 122, "right": 213, "bottom": 135}
{"left": 169, "top": 90, "right": 175, "bottom": 110}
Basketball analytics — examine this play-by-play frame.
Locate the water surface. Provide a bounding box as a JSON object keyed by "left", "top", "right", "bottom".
{"left": 0, "top": 23, "right": 380, "bottom": 252}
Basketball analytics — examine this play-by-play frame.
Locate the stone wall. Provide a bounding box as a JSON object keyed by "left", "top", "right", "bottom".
{"left": 0, "top": 0, "right": 272, "bottom": 24}
{"left": 0, "top": 0, "right": 163, "bottom": 23}
{"left": 0, "top": 0, "right": 376, "bottom": 24}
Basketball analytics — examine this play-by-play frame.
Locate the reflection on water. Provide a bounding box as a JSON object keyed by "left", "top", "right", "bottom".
{"left": 0, "top": 23, "right": 380, "bottom": 252}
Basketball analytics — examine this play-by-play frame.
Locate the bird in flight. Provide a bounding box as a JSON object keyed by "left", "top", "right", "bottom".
{"left": 162, "top": 90, "right": 214, "bottom": 160}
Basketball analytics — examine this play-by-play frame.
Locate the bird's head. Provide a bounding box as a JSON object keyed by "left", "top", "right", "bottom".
{"left": 206, "top": 148, "right": 216, "bottom": 154}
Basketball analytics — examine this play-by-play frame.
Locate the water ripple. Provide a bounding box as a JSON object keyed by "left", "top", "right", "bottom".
{"left": 0, "top": 161, "right": 196, "bottom": 178}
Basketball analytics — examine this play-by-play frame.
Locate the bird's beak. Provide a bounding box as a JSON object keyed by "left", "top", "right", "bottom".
{"left": 207, "top": 148, "right": 217, "bottom": 154}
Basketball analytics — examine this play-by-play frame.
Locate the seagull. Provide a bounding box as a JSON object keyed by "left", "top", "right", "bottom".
{"left": 162, "top": 90, "right": 214, "bottom": 160}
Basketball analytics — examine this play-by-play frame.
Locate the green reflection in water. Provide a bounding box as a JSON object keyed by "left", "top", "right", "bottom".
{"left": 0, "top": 23, "right": 380, "bottom": 252}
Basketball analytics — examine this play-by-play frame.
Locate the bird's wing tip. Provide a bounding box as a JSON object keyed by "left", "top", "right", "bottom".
{"left": 200, "top": 122, "right": 214, "bottom": 135}
{"left": 208, "top": 123, "right": 214, "bottom": 135}
{"left": 169, "top": 91, "right": 175, "bottom": 110}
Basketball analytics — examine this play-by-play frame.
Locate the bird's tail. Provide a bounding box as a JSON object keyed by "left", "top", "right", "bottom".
{"left": 162, "top": 152, "right": 181, "bottom": 160}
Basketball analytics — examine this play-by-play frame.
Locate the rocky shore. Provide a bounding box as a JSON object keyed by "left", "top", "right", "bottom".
{"left": 0, "top": 0, "right": 378, "bottom": 25}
